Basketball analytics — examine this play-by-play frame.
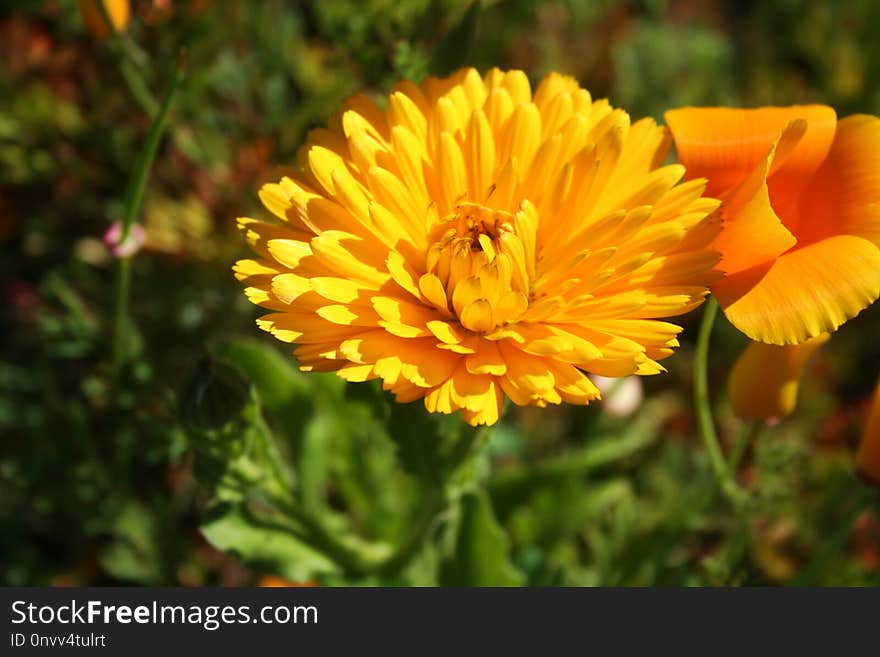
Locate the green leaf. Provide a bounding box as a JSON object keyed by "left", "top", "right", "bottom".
{"left": 490, "top": 395, "right": 677, "bottom": 520}
{"left": 200, "top": 502, "right": 339, "bottom": 582}
{"left": 428, "top": 2, "right": 481, "bottom": 76}
{"left": 297, "top": 412, "right": 336, "bottom": 514}
{"left": 441, "top": 490, "right": 524, "bottom": 586}
{"left": 99, "top": 502, "right": 162, "bottom": 584}
{"left": 387, "top": 400, "right": 454, "bottom": 485}
{"left": 387, "top": 400, "right": 487, "bottom": 488}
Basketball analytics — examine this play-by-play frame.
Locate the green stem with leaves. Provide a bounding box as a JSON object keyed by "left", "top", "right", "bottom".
{"left": 270, "top": 424, "right": 488, "bottom": 579}
{"left": 378, "top": 425, "right": 489, "bottom": 576}
{"left": 111, "top": 55, "right": 185, "bottom": 380}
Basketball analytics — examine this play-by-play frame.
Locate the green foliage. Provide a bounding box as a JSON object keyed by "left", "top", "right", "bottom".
{"left": 428, "top": 1, "right": 482, "bottom": 76}
{"left": 440, "top": 491, "right": 524, "bottom": 586}
{"left": 200, "top": 503, "right": 340, "bottom": 582}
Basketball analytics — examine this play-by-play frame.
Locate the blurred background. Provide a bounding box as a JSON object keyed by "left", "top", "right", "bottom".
{"left": 2, "top": 0, "right": 879, "bottom": 586}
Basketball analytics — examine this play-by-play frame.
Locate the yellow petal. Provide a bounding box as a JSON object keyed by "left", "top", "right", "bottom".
{"left": 466, "top": 339, "right": 507, "bottom": 375}
{"left": 459, "top": 299, "right": 495, "bottom": 333}
{"left": 371, "top": 295, "right": 436, "bottom": 338}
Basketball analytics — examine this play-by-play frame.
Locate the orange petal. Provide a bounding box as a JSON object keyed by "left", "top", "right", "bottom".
{"left": 857, "top": 375, "right": 880, "bottom": 486}
{"left": 709, "top": 122, "right": 799, "bottom": 276}
{"left": 727, "top": 334, "right": 829, "bottom": 420}
{"left": 714, "top": 234, "right": 880, "bottom": 345}
{"left": 793, "top": 114, "right": 880, "bottom": 247}
{"left": 665, "top": 106, "right": 836, "bottom": 198}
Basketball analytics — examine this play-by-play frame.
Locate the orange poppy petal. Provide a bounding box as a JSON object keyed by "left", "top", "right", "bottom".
{"left": 709, "top": 123, "right": 799, "bottom": 276}
{"left": 727, "top": 334, "right": 829, "bottom": 420}
{"left": 857, "top": 375, "right": 880, "bottom": 486}
{"left": 794, "top": 114, "right": 880, "bottom": 247}
{"left": 664, "top": 106, "right": 837, "bottom": 198}
{"left": 714, "top": 234, "right": 880, "bottom": 345}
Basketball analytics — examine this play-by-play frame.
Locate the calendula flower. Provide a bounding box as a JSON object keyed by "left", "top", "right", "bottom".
{"left": 666, "top": 106, "right": 880, "bottom": 423}
{"left": 857, "top": 376, "right": 880, "bottom": 486}
{"left": 665, "top": 106, "right": 880, "bottom": 346}
{"left": 77, "top": 0, "right": 131, "bottom": 39}
{"left": 236, "top": 68, "right": 722, "bottom": 425}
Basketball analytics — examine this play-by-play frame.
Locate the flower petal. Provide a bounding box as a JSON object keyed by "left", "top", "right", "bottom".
{"left": 714, "top": 235, "right": 880, "bottom": 344}
{"left": 664, "top": 105, "right": 837, "bottom": 198}
{"left": 795, "top": 114, "right": 880, "bottom": 247}
{"left": 709, "top": 125, "right": 798, "bottom": 276}
{"left": 727, "top": 334, "right": 829, "bottom": 420}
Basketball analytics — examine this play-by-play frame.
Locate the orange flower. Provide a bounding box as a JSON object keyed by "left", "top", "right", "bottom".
{"left": 77, "top": 0, "right": 131, "bottom": 39}
{"left": 665, "top": 106, "right": 880, "bottom": 346}
{"left": 857, "top": 376, "right": 880, "bottom": 486}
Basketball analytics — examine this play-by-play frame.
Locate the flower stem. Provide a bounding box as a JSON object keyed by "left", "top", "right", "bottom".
{"left": 111, "top": 257, "right": 132, "bottom": 377}
{"left": 376, "top": 488, "right": 447, "bottom": 576}
{"left": 379, "top": 426, "right": 490, "bottom": 578}
{"left": 693, "top": 296, "right": 743, "bottom": 505}
{"left": 729, "top": 421, "right": 759, "bottom": 471}
{"left": 111, "top": 54, "right": 185, "bottom": 380}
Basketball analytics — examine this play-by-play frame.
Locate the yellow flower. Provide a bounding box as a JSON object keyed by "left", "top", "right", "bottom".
{"left": 77, "top": 0, "right": 131, "bottom": 39}
{"left": 235, "top": 68, "right": 722, "bottom": 425}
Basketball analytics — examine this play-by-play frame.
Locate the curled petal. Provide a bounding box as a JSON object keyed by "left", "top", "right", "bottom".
{"left": 715, "top": 235, "right": 880, "bottom": 345}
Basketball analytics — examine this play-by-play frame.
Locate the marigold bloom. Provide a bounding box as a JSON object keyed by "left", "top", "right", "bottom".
{"left": 236, "top": 68, "right": 722, "bottom": 425}
{"left": 666, "top": 106, "right": 880, "bottom": 346}
{"left": 77, "top": 0, "right": 131, "bottom": 39}
{"left": 857, "top": 376, "right": 880, "bottom": 486}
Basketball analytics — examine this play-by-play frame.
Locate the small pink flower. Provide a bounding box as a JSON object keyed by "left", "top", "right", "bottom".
{"left": 103, "top": 222, "right": 146, "bottom": 258}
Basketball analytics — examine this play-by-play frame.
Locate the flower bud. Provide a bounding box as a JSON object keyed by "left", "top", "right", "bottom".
{"left": 727, "top": 334, "right": 829, "bottom": 421}
{"left": 77, "top": 0, "right": 131, "bottom": 39}
{"left": 104, "top": 222, "right": 146, "bottom": 258}
{"left": 178, "top": 357, "right": 250, "bottom": 432}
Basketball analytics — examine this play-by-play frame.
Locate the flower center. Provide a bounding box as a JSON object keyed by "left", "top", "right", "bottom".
{"left": 424, "top": 203, "right": 530, "bottom": 333}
